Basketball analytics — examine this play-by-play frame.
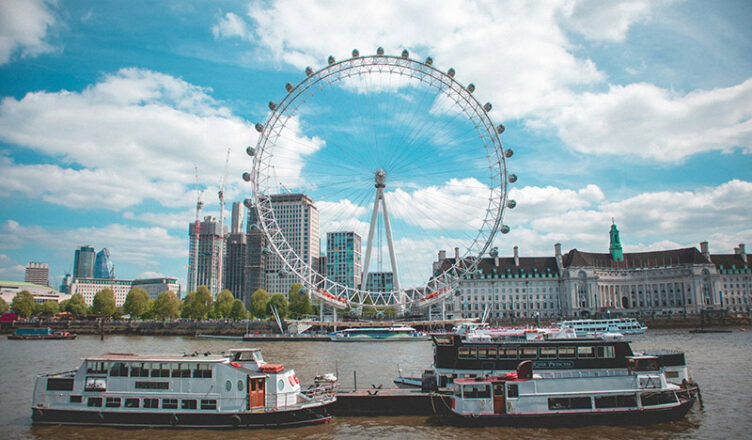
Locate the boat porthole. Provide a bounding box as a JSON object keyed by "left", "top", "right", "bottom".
{"left": 225, "top": 380, "right": 232, "bottom": 391}
{"left": 237, "top": 380, "right": 243, "bottom": 391}
{"left": 278, "top": 379, "right": 285, "bottom": 391}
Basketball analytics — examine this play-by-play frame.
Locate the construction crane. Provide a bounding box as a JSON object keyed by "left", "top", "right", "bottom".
{"left": 190, "top": 164, "right": 205, "bottom": 293}
{"left": 216, "top": 148, "right": 231, "bottom": 297}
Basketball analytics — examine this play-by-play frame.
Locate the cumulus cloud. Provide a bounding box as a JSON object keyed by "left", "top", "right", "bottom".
{"left": 562, "top": 0, "right": 654, "bottom": 42}
{"left": 0, "top": 0, "right": 56, "bottom": 64}
{"left": 552, "top": 79, "right": 752, "bottom": 161}
{"left": 212, "top": 12, "right": 251, "bottom": 40}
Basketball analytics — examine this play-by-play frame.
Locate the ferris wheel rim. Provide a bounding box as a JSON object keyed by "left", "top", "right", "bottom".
{"left": 248, "top": 50, "right": 511, "bottom": 309}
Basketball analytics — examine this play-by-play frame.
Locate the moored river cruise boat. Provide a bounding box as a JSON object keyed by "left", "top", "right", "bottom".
{"left": 329, "top": 326, "right": 429, "bottom": 342}
{"left": 554, "top": 318, "right": 647, "bottom": 337}
{"left": 447, "top": 358, "right": 696, "bottom": 427}
{"left": 31, "top": 348, "right": 335, "bottom": 428}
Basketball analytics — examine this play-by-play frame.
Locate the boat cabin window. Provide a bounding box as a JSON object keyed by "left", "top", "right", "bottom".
{"left": 558, "top": 347, "right": 575, "bottom": 358}
{"left": 105, "top": 397, "right": 121, "bottom": 408}
{"left": 87, "top": 397, "right": 102, "bottom": 407}
{"left": 597, "top": 345, "right": 615, "bottom": 358}
{"left": 453, "top": 383, "right": 461, "bottom": 396}
{"left": 628, "top": 358, "right": 659, "bottom": 372}
{"left": 201, "top": 399, "right": 217, "bottom": 410}
{"left": 520, "top": 347, "right": 537, "bottom": 359}
{"left": 458, "top": 347, "right": 477, "bottom": 359}
{"left": 130, "top": 362, "right": 150, "bottom": 377}
{"left": 478, "top": 347, "right": 496, "bottom": 359}
{"left": 47, "top": 378, "right": 74, "bottom": 391}
{"left": 109, "top": 362, "right": 128, "bottom": 377}
{"left": 641, "top": 391, "right": 677, "bottom": 406}
{"left": 493, "top": 383, "right": 505, "bottom": 397}
{"left": 462, "top": 384, "right": 491, "bottom": 399}
{"left": 151, "top": 363, "right": 170, "bottom": 378}
{"left": 85, "top": 377, "right": 106, "bottom": 392}
{"left": 193, "top": 363, "right": 213, "bottom": 378}
{"left": 135, "top": 381, "right": 169, "bottom": 389}
{"left": 143, "top": 398, "right": 158, "bottom": 408}
{"left": 595, "top": 394, "right": 637, "bottom": 408}
{"left": 548, "top": 396, "right": 592, "bottom": 410}
{"left": 498, "top": 348, "right": 518, "bottom": 359}
{"left": 507, "top": 384, "right": 519, "bottom": 398}
{"left": 125, "top": 398, "right": 139, "bottom": 408}
{"left": 181, "top": 399, "right": 197, "bottom": 409}
{"left": 162, "top": 398, "right": 178, "bottom": 409}
{"left": 69, "top": 396, "right": 82, "bottom": 403}
{"left": 172, "top": 363, "right": 191, "bottom": 378}
{"left": 577, "top": 346, "right": 595, "bottom": 358}
{"left": 540, "top": 347, "right": 557, "bottom": 359}
{"left": 86, "top": 361, "right": 108, "bottom": 374}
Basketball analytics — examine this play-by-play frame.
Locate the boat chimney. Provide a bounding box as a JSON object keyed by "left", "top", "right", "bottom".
{"left": 700, "top": 241, "right": 710, "bottom": 261}
{"left": 513, "top": 246, "right": 519, "bottom": 267}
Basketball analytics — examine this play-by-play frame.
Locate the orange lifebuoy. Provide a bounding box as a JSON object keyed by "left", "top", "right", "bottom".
{"left": 288, "top": 375, "right": 295, "bottom": 386}
{"left": 293, "top": 374, "right": 299, "bottom": 384}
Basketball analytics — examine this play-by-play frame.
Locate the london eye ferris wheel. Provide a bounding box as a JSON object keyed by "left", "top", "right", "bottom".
{"left": 243, "top": 48, "right": 516, "bottom": 312}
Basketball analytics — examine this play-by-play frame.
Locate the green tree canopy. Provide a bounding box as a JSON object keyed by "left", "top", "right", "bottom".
{"left": 269, "top": 293, "right": 289, "bottom": 320}
{"left": 65, "top": 293, "right": 88, "bottom": 318}
{"left": 0, "top": 297, "right": 9, "bottom": 314}
{"left": 40, "top": 300, "right": 60, "bottom": 316}
{"left": 153, "top": 291, "right": 181, "bottom": 319}
{"left": 91, "top": 289, "right": 117, "bottom": 316}
{"left": 123, "top": 288, "right": 151, "bottom": 319}
{"left": 229, "top": 299, "right": 248, "bottom": 320}
{"left": 288, "top": 284, "right": 313, "bottom": 318}
{"left": 250, "top": 289, "right": 270, "bottom": 318}
{"left": 181, "top": 285, "right": 213, "bottom": 319}
{"left": 215, "top": 289, "right": 234, "bottom": 318}
{"left": 11, "top": 290, "right": 35, "bottom": 318}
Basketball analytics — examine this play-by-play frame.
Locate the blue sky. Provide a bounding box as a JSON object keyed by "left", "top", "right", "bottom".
{"left": 0, "top": 0, "right": 750, "bottom": 293}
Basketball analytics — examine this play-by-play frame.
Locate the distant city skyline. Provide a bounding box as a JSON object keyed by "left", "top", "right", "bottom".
{"left": 0, "top": 1, "right": 751, "bottom": 291}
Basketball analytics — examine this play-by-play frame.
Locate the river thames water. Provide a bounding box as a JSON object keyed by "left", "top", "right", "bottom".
{"left": 0, "top": 329, "right": 750, "bottom": 439}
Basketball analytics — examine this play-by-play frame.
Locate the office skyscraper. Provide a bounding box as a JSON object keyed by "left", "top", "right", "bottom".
{"left": 73, "top": 245, "right": 95, "bottom": 279}
{"left": 326, "top": 231, "right": 362, "bottom": 289}
{"left": 187, "top": 216, "right": 227, "bottom": 297}
{"left": 94, "top": 248, "right": 115, "bottom": 279}
{"left": 224, "top": 202, "right": 247, "bottom": 300}
{"left": 24, "top": 262, "right": 49, "bottom": 286}
{"left": 243, "top": 201, "right": 267, "bottom": 306}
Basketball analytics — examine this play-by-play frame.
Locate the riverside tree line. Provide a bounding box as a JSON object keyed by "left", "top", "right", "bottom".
{"left": 1, "top": 284, "right": 316, "bottom": 321}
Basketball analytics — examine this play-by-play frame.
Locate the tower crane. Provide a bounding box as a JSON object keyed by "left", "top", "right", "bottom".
{"left": 216, "top": 148, "right": 231, "bottom": 297}
{"left": 190, "top": 164, "right": 205, "bottom": 293}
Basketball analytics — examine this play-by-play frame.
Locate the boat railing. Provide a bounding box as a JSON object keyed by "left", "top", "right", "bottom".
{"left": 536, "top": 368, "right": 630, "bottom": 380}
{"left": 40, "top": 370, "right": 77, "bottom": 378}
{"left": 303, "top": 382, "right": 337, "bottom": 399}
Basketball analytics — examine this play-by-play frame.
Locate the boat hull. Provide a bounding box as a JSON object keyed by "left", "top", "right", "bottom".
{"left": 8, "top": 334, "right": 76, "bottom": 340}
{"left": 31, "top": 401, "right": 334, "bottom": 429}
{"left": 447, "top": 396, "right": 695, "bottom": 427}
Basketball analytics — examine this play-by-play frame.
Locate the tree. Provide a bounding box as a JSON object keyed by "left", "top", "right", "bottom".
{"left": 65, "top": 293, "right": 88, "bottom": 318}
{"left": 269, "top": 293, "right": 289, "bottom": 320}
{"left": 91, "top": 289, "right": 117, "bottom": 316}
{"left": 229, "top": 299, "right": 248, "bottom": 320}
{"left": 40, "top": 300, "right": 60, "bottom": 316}
{"left": 153, "top": 291, "right": 181, "bottom": 319}
{"left": 288, "top": 284, "right": 313, "bottom": 318}
{"left": 11, "top": 290, "right": 35, "bottom": 318}
{"left": 0, "top": 297, "right": 9, "bottom": 314}
{"left": 250, "top": 289, "right": 270, "bottom": 318}
{"left": 215, "top": 289, "right": 234, "bottom": 318}
{"left": 181, "top": 286, "right": 212, "bottom": 319}
{"left": 123, "top": 288, "right": 151, "bottom": 319}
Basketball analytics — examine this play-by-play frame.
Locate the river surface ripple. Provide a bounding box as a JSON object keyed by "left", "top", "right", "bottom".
{"left": 1, "top": 329, "right": 749, "bottom": 439}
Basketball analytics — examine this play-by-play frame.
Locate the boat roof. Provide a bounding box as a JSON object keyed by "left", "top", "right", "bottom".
{"left": 84, "top": 352, "right": 230, "bottom": 363}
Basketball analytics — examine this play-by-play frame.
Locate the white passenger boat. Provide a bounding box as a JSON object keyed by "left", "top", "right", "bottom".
{"left": 555, "top": 318, "right": 647, "bottom": 337}
{"left": 329, "top": 326, "right": 428, "bottom": 342}
{"left": 31, "top": 348, "right": 335, "bottom": 428}
{"left": 448, "top": 358, "right": 696, "bottom": 427}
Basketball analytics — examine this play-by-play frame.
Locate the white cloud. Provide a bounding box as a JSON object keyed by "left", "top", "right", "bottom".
{"left": 562, "top": 0, "right": 654, "bottom": 42}
{"left": 0, "top": 220, "right": 186, "bottom": 268}
{"left": 212, "top": 12, "right": 250, "bottom": 40}
{"left": 135, "top": 271, "right": 166, "bottom": 280}
{"left": 551, "top": 79, "right": 752, "bottom": 161}
{"left": 0, "top": 68, "right": 258, "bottom": 210}
{"left": 509, "top": 184, "right": 605, "bottom": 223}
{"left": 0, "top": 0, "right": 56, "bottom": 64}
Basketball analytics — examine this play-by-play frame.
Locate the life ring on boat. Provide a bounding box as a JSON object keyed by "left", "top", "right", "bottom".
{"left": 170, "top": 414, "right": 178, "bottom": 426}
{"left": 289, "top": 375, "right": 295, "bottom": 386}
{"left": 231, "top": 414, "right": 241, "bottom": 426}
{"left": 293, "top": 374, "right": 299, "bottom": 384}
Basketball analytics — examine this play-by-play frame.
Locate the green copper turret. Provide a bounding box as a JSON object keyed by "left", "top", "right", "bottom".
{"left": 609, "top": 220, "right": 624, "bottom": 262}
